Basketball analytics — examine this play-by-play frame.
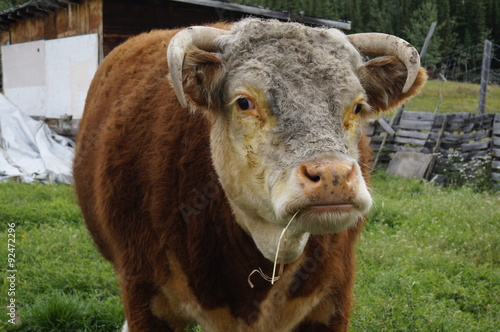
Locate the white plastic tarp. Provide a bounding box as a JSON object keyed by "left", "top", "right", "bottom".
{"left": 0, "top": 94, "right": 74, "bottom": 184}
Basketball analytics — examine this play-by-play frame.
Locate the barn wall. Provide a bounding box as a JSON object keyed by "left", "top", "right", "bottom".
{"left": 2, "top": 34, "right": 98, "bottom": 119}
{"left": 1, "top": 0, "right": 102, "bottom": 53}
{"left": 45, "top": 34, "right": 99, "bottom": 118}
{"left": 1, "top": 40, "right": 46, "bottom": 115}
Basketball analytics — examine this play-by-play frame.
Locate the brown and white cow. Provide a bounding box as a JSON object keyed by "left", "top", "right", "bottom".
{"left": 73, "top": 19, "right": 426, "bottom": 331}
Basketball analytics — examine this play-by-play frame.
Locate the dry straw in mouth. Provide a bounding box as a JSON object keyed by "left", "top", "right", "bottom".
{"left": 247, "top": 210, "right": 301, "bottom": 288}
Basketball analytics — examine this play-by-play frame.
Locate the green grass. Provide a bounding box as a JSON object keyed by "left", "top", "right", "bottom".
{"left": 0, "top": 183, "right": 123, "bottom": 332}
{"left": 0, "top": 177, "right": 498, "bottom": 331}
{"left": 353, "top": 172, "right": 500, "bottom": 331}
{"left": 405, "top": 79, "right": 500, "bottom": 114}
{"left": 0, "top": 183, "right": 82, "bottom": 229}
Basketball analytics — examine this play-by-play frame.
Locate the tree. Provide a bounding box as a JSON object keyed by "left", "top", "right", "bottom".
{"left": 403, "top": 1, "right": 442, "bottom": 68}
{"left": 484, "top": 0, "right": 500, "bottom": 44}
{"left": 0, "top": 1, "right": 25, "bottom": 11}
{"left": 436, "top": 0, "right": 458, "bottom": 57}
{"left": 465, "top": 0, "right": 489, "bottom": 46}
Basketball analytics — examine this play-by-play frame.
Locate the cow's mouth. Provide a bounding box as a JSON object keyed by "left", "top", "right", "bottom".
{"left": 281, "top": 201, "right": 364, "bottom": 236}
{"left": 304, "top": 203, "right": 355, "bottom": 213}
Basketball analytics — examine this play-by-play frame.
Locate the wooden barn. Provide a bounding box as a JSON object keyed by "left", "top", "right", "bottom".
{"left": 0, "top": 0, "right": 350, "bottom": 136}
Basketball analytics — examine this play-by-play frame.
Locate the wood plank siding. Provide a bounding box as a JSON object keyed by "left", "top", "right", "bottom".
{"left": 1, "top": 0, "right": 102, "bottom": 45}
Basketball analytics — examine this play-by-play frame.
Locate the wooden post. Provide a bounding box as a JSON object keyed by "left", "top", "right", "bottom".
{"left": 478, "top": 40, "right": 492, "bottom": 115}
{"left": 425, "top": 114, "right": 449, "bottom": 180}
{"left": 420, "top": 22, "right": 437, "bottom": 60}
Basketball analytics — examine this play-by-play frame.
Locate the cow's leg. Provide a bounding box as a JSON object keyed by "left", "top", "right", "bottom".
{"left": 295, "top": 317, "right": 349, "bottom": 332}
{"left": 295, "top": 321, "right": 334, "bottom": 332}
{"left": 120, "top": 279, "right": 178, "bottom": 332}
{"left": 295, "top": 290, "right": 352, "bottom": 332}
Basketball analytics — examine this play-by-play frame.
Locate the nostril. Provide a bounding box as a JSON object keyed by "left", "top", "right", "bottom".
{"left": 307, "top": 173, "right": 321, "bottom": 183}
{"left": 297, "top": 159, "right": 359, "bottom": 203}
{"left": 301, "top": 165, "right": 321, "bottom": 183}
{"left": 346, "top": 164, "right": 357, "bottom": 184}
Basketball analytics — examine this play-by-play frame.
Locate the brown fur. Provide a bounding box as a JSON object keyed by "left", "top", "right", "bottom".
{"left": 358, "top": 55, "right": 428, "bottom": 113}
{"left": 182, "top": 49, "right": 225, "bottom": 112}
{"left": 74, "top": 23, "right": 426, "bottom": 331}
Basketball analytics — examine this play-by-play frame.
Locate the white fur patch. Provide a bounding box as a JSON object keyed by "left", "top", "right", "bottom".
{"left": 208, "top": 19, "right": 373, "bottom": 264}
{"left": 271, "top": 160, "right": 372, "bottom": 235}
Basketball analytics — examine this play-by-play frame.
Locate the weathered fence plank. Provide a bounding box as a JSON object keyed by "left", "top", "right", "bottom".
{"left": 378, "top": 117, "right": 396, "bottom": 137}
{"left": 396, "top": 146, "right": 421, "bottom": 153}
{"left": 446, "top": 112, "right": 472, "bottom": 121}
{"left": 461, "top": 141, "right": 490, "bottom": 152}
{"left": 461, "top": 129, "right": 491, "bottom": 141}
{"left": 394, "top": 136, "right": 427, "bottom": 146}
{"left": 398, "top": 129, "right": 429, "bottom": 140}
{"left": 369, "top": 135, "right": 385, "bottom": 144}
{"left": 365, "top": 110, "right": 499, "bottom": 187}
{"left": 401, "top": 111, "right": 435, "bottom": 121}
{"left": 440, "top": 141, "right": 461, "bottom": 150}
{"left": 492, "top": 172, "right": 500, "bottom": 182}
{"left": 399, "top": 119, "right": 433, "bottom": 131}
{"left": 441, "top": 133, "right": 463, "bottom": 142}
{"left": 448, "top": 122, "right": 475, "bottom": 133}
{"left": 433, "top": 130, "right": 492, "bottom": 142}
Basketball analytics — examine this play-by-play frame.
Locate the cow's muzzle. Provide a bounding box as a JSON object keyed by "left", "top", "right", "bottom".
{"left": 296, "top": 158, "right": 359, "bottom": 213}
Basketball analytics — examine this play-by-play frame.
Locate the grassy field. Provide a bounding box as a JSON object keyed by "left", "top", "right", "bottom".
{"left": 0, "top": 183, "right": 122, "bottom": 331}
{"left": 0, "top": 174, "right": 499, "bottom": 331}
{"left": 404, "top": 79, "right": 500, "bottom": 114}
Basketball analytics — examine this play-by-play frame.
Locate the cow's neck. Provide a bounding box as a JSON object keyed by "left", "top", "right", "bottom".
{"left": 173, "top": 184, "right": 306, "bottom": 316}
{"left": 230, "top": 203, "right": 310, "bottom": 264}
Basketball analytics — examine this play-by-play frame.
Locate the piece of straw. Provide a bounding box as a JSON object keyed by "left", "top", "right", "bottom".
{"left": 248, "top": 210, "right": 301, "bottom": 288}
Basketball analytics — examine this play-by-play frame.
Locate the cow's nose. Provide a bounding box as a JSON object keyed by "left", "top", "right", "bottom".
{"left": 297, "top": 158, "right": 358, "bottom": 204}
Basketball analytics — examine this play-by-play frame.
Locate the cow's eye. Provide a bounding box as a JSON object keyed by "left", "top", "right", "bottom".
{"left": 353, "top": 103, "right": 363, "bottom": 115}
{"left": 236, "top": 97, "right": 255, "bottom": 111}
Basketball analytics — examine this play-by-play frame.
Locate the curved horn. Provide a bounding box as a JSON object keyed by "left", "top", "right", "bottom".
{"left": 167, "top": 26, "right": 229, "bottom": 108}
{"left": 347, "top": 33, "right": 420, "bottom": 93}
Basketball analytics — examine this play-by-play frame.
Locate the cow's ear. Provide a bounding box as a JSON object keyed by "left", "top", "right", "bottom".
{"left": 181, "top": 49, "right": 225, "bottom": 111}
{"left": 358, "top": 56, "right": 427, "bottom": 114}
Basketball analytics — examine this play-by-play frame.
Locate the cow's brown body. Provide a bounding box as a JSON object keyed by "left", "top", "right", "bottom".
{"left": 74, "top": 20, "right": 425, "bottom": 331}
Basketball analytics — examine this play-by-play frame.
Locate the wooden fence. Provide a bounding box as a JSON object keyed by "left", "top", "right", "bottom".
{"left": 365, "top": 111, "right": 500, "bottom": 187}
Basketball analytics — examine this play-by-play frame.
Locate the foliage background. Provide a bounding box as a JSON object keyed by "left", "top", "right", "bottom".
{"left": 0, "top": 0, "right": 498, "bottom": 70}
{"left": 226, "top": 0, "right": 500, "bottom": 70}
{"left": 0, "top": 0, "right": 24, "bottom": 12}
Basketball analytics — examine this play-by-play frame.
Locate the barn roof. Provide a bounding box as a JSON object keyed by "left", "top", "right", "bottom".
{"left": 0, "top": 0, "right": 79, "bottom": 30}
{"left": 172, "top": 0, "right": 351, "bottom": 29}
{"left": 0, "top": 0, "right": 351, "bottom": 31}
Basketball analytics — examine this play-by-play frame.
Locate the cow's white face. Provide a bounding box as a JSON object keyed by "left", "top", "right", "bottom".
{"left": 173, "top": 19, "right": 426, "bottom": 263}
{"left": 206, "top": 22, "right": 372, "bottom": 262}
{"left": 209, "top": 91, "right": 372, "bottom": 262}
